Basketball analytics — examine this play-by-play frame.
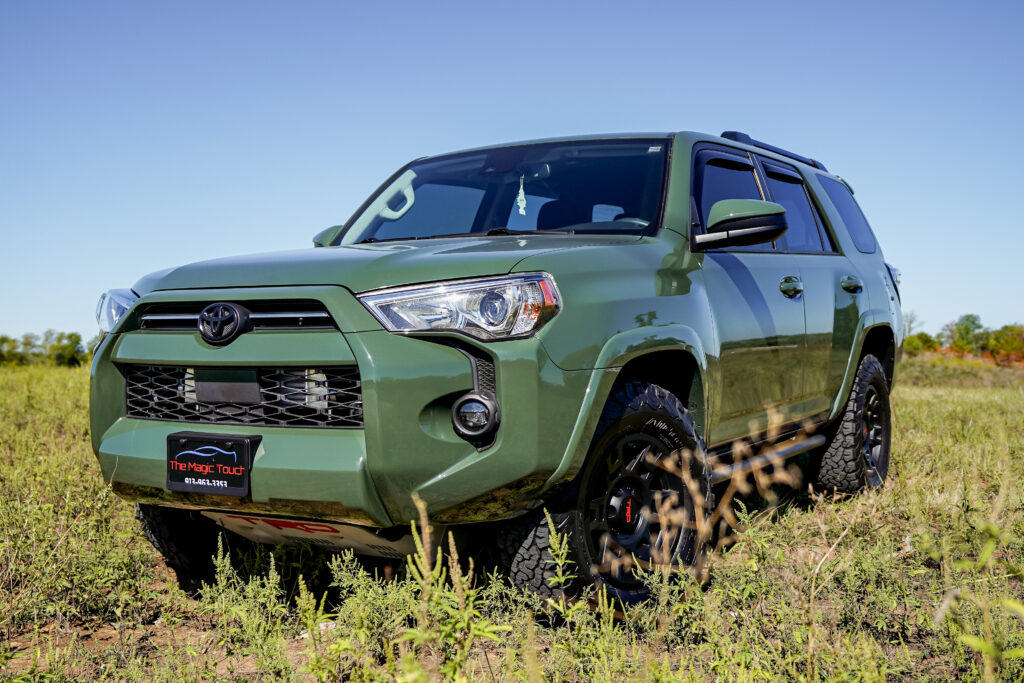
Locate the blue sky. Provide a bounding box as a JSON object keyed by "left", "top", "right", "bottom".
{"left": 2, "top": 0, "right": 1021, "bottom": 340}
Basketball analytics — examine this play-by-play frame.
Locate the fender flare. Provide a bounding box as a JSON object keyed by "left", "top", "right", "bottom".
{"left": 541, "top": 324, "right": 709, "bottom": 490}
{"left": 829, "top": 310, "right": 895, "bottom": 421}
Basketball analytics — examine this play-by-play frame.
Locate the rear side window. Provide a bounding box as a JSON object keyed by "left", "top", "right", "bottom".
{"left": 762, "top": 162, "right": 828, "bottom": 253}
{"left": 818, "top": 176, "right": 877, "bottom": 253}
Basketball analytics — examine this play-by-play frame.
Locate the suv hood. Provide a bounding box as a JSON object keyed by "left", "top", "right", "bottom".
{"left": 133, "top": 234, "right": 641, "bottom": 295}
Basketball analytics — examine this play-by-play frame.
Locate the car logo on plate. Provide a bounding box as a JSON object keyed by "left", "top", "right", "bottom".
{"left": 174, "top": 445, "right": 238, "bottom": 462}
{"left": 198, "top": 302, "right": 250, "bottom": 345}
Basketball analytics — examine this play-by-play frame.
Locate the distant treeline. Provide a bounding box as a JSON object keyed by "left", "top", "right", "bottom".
{"left": 4, "top": 314, "right": 1022, "bottom": 369}
{"left": 905, "top": 313, "right": 1024, "bottom": 366}
{"left": 0, "top": 330, "right": 94, "bottom": 367}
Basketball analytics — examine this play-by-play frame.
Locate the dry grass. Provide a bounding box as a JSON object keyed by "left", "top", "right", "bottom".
{"left": 1, "top": 357, "right": 1022, "bottom": 681}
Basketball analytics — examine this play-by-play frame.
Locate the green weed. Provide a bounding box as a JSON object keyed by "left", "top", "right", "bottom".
{"left": 1, "top": 358, "right": 1022, "bottom": 680}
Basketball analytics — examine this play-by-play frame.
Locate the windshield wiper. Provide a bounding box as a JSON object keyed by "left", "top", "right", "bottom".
{"left": 358, "top": 228, "right": 574, "bottom": 244}
{"left": 357, "top": 236, "right": 421, "bottom": 244}
{"left": 483, "top": 227, "right": 575, "bottom": 236}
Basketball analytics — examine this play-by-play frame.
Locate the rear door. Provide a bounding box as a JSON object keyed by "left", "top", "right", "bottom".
{"left": 693, "top": 147, "right": 807, "bottom": 445}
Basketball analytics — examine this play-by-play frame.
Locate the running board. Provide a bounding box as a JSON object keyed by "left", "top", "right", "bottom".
{"left": 709, "top": 434, "right": 826, "bottom": 484}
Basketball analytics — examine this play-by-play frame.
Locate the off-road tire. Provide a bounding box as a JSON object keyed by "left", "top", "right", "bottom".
{"left": 815, "top": 354, "right": 892, "bottom": 493}
{"left": 497, "top": 507, "right": 574, "bottom": 598}
{"left": 136, "top": 504, "right": 227, "bottom": 587}
{"left": 499, "top": 381, "right": 711, "bottom": 603}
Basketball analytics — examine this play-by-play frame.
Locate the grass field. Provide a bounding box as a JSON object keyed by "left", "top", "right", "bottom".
{"left": 1, "top": 357, "right": 1022, "bottom": 681}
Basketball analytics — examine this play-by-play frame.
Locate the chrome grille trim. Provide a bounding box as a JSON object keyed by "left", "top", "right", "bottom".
{"left": 137, "top": 301, "right": 337, "bottom": 331}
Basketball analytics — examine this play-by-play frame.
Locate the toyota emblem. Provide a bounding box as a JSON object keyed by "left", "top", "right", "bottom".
{"left": 198, "top": 302, "right": 250, "bottom": 345}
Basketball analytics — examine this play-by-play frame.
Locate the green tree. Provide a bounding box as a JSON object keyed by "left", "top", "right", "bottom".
{"left": 0, "top": 335, "right": 26, "bottom": 365}
{"left": 985, "top": 324, "right": 1024, "bottom": 365}
{"left": 941, "top": 314, "right": 985, "bottom": 354}
{"left": 19, "top": 333, "right": 43, "bottom": 363}
{"left": 49, "top": 332, "right": 87, "bottom": 367}
{"left": 903, "top": 331, "right": 940, "bottom": 357}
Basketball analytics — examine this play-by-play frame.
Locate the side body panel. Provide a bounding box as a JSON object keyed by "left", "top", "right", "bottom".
{"left": 791, "top": 253, "right": 862, "bottom": 415}
{"left": 699, "top": 252, "right": 807, "bottom": 442}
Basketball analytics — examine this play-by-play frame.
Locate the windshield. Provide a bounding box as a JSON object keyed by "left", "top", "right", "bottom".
{"left": 337, "top": 139, "right": 669, "bottom": 244}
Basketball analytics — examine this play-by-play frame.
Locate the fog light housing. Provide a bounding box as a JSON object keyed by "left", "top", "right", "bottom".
{"left": 451, "top": 392, "right": 500, "bottom": 442}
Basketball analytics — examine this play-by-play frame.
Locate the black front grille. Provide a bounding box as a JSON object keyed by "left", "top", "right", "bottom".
{"left": 123, "top": 365, "right": 362, "bottom": 429}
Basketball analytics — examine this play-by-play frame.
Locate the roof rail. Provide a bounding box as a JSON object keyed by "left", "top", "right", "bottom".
{"left": 720, "top": 131, "right": 828, "bottom": 172}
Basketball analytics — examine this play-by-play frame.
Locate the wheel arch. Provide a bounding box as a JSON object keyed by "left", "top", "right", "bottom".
{"left": 828, "top": 319, "right": 897, "bottom": 423}
{"left": 613, "top": 350, "right": 705, "bottom": 435}
{"left": 542, "top": 325, "right": 709, "bottom": 492}
{"left": 859, "top": 324, "right": 896, "bottom": 385}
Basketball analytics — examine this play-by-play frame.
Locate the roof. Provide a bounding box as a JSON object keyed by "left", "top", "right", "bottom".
{"left": 429, "top": 132, "right": 676, "bottom": 159}
{"left": 421, "top": 130, "right": 839, "bottom": 180}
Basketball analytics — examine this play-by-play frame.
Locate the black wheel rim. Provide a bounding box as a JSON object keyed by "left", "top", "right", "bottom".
{"left": 861, "top": 385, "right": 889, "bottom": 487}
{"left": 582, "top": 432, "right": 693, "bottom": 592}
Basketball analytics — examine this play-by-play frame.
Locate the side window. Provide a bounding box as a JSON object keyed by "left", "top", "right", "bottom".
{"left": 695, "top": 151, "right": 770, "bottom": 251}
{"left": 697, "top": 157, "right": 762, "bottom": 225}
{"left": 818, "top": 176, "right": 877, "bottom": 253}
{"left": 762, "top": 162, "right": 826, "bottom": 253}
{"left": 372, "top": 183, "right": 485, "bottom": 241}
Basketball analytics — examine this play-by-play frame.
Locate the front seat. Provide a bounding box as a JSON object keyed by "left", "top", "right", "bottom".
{"left": 536, "top": 200, "right": 591, "bottom": 231}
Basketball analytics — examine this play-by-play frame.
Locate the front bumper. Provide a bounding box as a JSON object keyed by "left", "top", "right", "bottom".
{"left": 91, "top": 285, "right": 604, "bottom": 527}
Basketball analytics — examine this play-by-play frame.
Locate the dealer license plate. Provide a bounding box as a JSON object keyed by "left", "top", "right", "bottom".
{"left": 166, "top": 432, "right": 260, "bottom": 497}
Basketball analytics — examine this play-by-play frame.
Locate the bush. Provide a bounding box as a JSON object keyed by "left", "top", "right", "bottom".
{"left": 49, "top": 332, "right": 87, "bottom": 367}
{"left": 903, "top": 331, "right": 939, "bottom": 357}
{"left": 0, "top": 336, "right": 26, "bottom": 365}
{"left": 985, "top": 324, "right": 1024, "bottom": 366}
{"left": 0, "top": 330, "right": 88, "bottom": 367}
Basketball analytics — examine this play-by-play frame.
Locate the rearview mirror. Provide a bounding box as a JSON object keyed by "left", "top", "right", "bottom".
{"left": 693, "top": 199, "right": 787, "bottom": 250}
{"left": 313, "top": 225, "right": 344, "bottom": 248}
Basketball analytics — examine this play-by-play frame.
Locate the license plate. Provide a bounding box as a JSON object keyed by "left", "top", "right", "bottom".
{"left": 167, "top": 432, "right": 260, "bottom": 497}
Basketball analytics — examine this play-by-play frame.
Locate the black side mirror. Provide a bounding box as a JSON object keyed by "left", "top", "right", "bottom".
{"left": 693, "top": 199, "right": 788, "bottom": 250}
{"left": 313, "top": 225, "right": 344, "bottom": 248}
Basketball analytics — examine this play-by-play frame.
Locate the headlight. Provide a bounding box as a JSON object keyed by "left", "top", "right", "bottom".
{"left": 95, "top": 288, "right": 139, "bottom": 333}
{"left": 358, "top": 273, "right": 561, "bottom": 341}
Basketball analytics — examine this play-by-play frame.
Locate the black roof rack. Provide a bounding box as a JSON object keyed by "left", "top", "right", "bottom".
{"left": 720, "top": 131, "right": 828, "bottom": 172}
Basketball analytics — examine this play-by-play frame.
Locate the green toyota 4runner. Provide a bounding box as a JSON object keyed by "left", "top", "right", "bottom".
{"left": 91, "top": 130, "right": 903, "bottom": 602}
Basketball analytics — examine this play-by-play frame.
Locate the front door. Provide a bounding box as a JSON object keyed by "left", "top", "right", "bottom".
{"left": 692, "top": 146, "right": 807, "bottom": 446}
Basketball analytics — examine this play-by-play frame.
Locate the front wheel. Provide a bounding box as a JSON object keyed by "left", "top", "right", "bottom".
{"left": 500, "top": 381, "right": 711, "bottom": 604}
{"left": 136, "top": 504, "right": 229, "bottom": 588}
{"left": 814, "top": 354, "right": 892, "bottom": 493}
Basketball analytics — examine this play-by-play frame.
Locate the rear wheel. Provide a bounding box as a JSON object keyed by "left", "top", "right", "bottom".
{"left": 500, "top": 381, "right": 711, "bottom": 604}
{"left": 814, "top": 354, "right": 892, "bottom": 493}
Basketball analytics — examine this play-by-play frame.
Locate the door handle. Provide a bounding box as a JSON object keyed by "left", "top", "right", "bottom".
{"left": 840, "top": 276, "right": 864, "bottom": 293}
{"left": 779, "top": 275, "right": 803, "bottom": 298}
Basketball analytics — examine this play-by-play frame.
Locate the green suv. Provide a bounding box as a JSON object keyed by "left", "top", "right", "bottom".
{"left": 91, "top": 130, "right": 903, "bottom": 602}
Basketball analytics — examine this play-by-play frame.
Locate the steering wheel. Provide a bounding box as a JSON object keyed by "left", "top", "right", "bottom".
{"left": 613, "top": 217, "right": 650, "bottom": 228}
